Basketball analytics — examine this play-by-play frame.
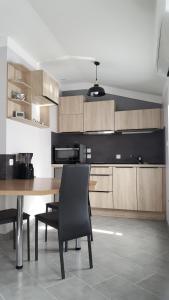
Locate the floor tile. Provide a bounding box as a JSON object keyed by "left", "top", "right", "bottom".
{"left": 138, "top": 273, "right": 169, "bottom": 299}
{"left": 47, "top": 276, "right": 108, "bottom": 300}
{"left": 95, "top": 275, "right": 159, "bottom": 300}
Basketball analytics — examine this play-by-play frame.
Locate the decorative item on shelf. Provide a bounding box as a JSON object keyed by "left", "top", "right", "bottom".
{"left": 87, "top": 61, "right": 105, "bottom": 97}
{"left": 12, "top": 91, "right": 26, "bottom": 101}
{"left": 32, "top": 118, "right": 44, "bottom": 126}
{"left": 13, "top": 111, "right": 25, "bottom": 118}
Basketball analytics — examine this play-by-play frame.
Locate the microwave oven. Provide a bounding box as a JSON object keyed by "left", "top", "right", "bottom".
{"left": 53, "top": 144, "right": 87, "bottom": 164}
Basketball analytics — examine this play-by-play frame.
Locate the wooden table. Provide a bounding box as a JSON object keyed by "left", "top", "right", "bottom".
{"left": 0, "top": 178, "right": 95, "bottom": 269}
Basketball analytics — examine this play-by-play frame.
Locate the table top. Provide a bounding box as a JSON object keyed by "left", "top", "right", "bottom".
{"left": 0, "top": 178, "right": 96, "bottom": 196}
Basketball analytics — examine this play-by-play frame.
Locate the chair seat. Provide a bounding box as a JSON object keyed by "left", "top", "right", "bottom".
{"left": 0, "top": 208, "right": 30, "bottom": 225}
{"left": 46, "top": 202, "right": 59, "bottom": 209}
{"left": 36, "top": 211, "right": 59, "bottom": 228}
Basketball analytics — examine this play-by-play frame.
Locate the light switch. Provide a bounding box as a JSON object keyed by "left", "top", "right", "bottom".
{"left": 116, "top": 154, "right": 121, "bottom": 160}
{"left": 87, "top": 148, "right": 91, "bottom": 153}
{"left": 87, "top": 154, "right": 92, "bottom": 159}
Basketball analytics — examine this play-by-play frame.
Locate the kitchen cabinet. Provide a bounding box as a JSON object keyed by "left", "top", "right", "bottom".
{"left": 31, "top": 70, "right": 59, "bottom": 105}
{"left": 59, "top": 114, "right": 83, "bottom": 132}
{"left": 59, "top": 96, "right": 84, "bottom": 114}
{"left": 115, "top": 108, "right": 162, "bottom": 131}
{"left": 113, "top": 167, "right": 137, "bottom": 210}
{"left": 137, "top": 167, "right": 163, "bottom": 212}
{"left": 84, "top": 100, "right": 115, "bottom": 132}
{"left": 89, "top": 192, "right": 113, "bottom": 209}
{"left": 58, "top": 95, "right": 84, "bottom": 132}
{"left": 90, "top": 165, "right": 113, "bottom": 208}
{"left": 90, "top": 175, "right": 112, "bottom": 191}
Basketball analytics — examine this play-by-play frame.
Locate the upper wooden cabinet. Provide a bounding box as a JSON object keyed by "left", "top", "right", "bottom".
{"left": 59, "top": 96, "right": 84, "bottom": 114}
{"left": 59, "top": 114, "right": 84, "bottom": 133}
{"left": 113, "top": 167, "right": 137, "bottom": 210}
{"left": 84, "top": 100, "right": 115, "bottom": 132}
{"left": 31, "top": 70, "right": 59, "bottom": 105}
{"left": 137, "top": 167, "right": 163, "bottom": 212}
{"left": 115, "top": 108, "right": 162, "bottom": 131}
{"left": 58, "top": 96, "right": 84, "bottom": 132}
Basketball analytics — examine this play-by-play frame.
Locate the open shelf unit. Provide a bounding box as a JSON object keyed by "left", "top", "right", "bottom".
{"left": 7, "top": 63, "right": 50, "bottom": 128}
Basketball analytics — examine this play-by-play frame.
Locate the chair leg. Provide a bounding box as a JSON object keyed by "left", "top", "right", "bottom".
{"left": 45, "top": 205, "right": 48, "bottom": 242}
{"left": 58, "top": 238, "right": 65, "bottom": 279}
{"left": 87, "top": 235, "right": 93, "bottom": 269}
{"left": 35, "top": 217, "right": 38, "bottom": 261}
{"left": 65, "top": 241, "right": 68, "bottom": 252}
{"left": 27, "top": 218, "right": 30, "bottom": 261}
{"left": 89, "top": 217, "right": 93, "bottom": 242}
{"left": 13, "top": 222, "right": 16, "bottom": 249}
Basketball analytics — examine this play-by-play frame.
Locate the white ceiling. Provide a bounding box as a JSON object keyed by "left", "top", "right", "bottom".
{"left": 0, "top": 0, "right": 167, "bottom": 95}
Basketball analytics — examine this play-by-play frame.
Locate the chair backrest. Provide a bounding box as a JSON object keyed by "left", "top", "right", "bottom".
{"left": 58, "top": 164, "right": 91, "bottom": 241}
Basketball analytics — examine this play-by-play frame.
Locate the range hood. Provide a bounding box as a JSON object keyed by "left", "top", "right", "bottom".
{"left": 84, "top": 130, "right": 114, "bottom": 135}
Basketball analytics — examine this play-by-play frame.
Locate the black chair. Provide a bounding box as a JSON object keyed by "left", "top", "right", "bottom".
{"left": 35, "top": 164, "right": 93, "bottom": 279}
{"left": 45, "top": 200, "right": 93, "bottom": 244}
{"left": 0, "top": 208, "right": 30, "bottom": 261}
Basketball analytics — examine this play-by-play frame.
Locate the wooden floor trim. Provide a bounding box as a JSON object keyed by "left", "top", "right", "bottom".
{"left": 91, "top": 208, "right": 166, "bottom": 221}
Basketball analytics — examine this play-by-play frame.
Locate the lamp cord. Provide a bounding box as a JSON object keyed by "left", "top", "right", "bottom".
{"left": 96, "top": 64, "right": 97, "bottom": 83}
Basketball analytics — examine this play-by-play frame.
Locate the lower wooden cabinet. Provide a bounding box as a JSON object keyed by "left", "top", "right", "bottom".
{"left": 89, "top": 192, "right": 113, "bottom": 209}
{"left": 90, "top": 175, "right": 112, "bottom": 191}
{"left": 137, "top": 168, "right": 163, "bottom": 212}
{"left": 113, "top": 167, "right": 137, "bottom": 210}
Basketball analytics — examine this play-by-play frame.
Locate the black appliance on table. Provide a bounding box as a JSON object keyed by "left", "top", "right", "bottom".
{"left": 53, "top": 144, "right": 87, "bottom": 164}
{"left": 15, "top": 153, "right": 34, "bottom": 179}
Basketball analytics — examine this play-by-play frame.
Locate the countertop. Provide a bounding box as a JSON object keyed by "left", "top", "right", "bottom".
{"left": 52, "top": 164, "right": 165, "bottom": 168}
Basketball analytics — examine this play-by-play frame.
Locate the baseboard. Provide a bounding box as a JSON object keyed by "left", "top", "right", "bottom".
{"left": 91, "top": 208, "right": 166, "bottom": 221}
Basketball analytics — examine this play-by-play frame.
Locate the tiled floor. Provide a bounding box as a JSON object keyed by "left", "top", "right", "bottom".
{"left": 0, "top": 216, "right": 169, "bottom": 299}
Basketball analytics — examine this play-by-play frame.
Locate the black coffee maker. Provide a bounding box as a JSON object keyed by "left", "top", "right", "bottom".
{"left": 15, "top": 153, "right": 34, "bottom": 179}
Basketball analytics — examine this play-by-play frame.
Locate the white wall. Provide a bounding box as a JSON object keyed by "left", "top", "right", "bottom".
{"left": 0, "top": 44, "right": 57, "bottom": 233}
{"left": 6, "top": 119, "right": 53, "bottom": 218}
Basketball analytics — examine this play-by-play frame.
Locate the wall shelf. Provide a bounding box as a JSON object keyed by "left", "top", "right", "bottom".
{"left": 8, "top": 117, "right": 49, "bottom": 129}
{"left": 8, "top": 98, "right": 31, "bottom": 105}
{"left": 8, "top": 79, "right": 32, "bottom": 89}
{"left": 7, "top": 63, "right": 50, "bottom": 128}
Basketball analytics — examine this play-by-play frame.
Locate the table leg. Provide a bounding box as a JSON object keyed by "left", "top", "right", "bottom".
{"left": 16, "top": 195, "right": 23, "bottom": 269}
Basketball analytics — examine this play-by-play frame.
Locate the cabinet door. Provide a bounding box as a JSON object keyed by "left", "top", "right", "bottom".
{"left": 113, "top": 167, "right": 137, "bottom": 210}
{"left": 59, "top": 96, "right": 84, "bottom": 114}
{"left": 43, "top": 71, "right": 50, "bottom": 99}
{"left": 90, "top": 166, "right": 112, "bottom": 175}
{"left": 115, "top": 110, "right": 139, "bottom": 131}
{"left": 59, "top": 114, "right": 83, "bottom": 132}
{"left": 115, "top": 109, "right": 162, "bottom": 131}
{"left": 84, "top": 100, "right": 115, "bottom": 132}
{"left": 42, "top": 72, "right": 59, "bottom": 104}
{"left": 90, "top": 175, "right": 112, "bottom": 191}
{"left": 137, "top": 168, "right": 163, "bottom": 212}
{"left": 138, "top": 109, "right": 162, "bottom": 129}
{"left": 89, "top": 192, "right": 113, "bottom": 209}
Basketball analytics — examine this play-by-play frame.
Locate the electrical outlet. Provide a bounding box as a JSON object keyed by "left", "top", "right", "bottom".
{"left": 116, "top": 154, "right": 121, "bottom": 160}
{"left": 9, "top": 159, "right": 14, "bottom": 166}
{"left": 87, "top": 154, "right": 91, "bottom": 159}
{"left": 87, "top": 148, "right": 91, "bottom": 153}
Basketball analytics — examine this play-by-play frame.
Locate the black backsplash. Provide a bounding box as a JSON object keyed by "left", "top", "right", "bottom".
{"left": 51, "top": 130, "right": 165, "bottom": 164}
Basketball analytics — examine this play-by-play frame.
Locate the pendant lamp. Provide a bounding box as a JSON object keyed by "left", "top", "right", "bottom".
{"left": 87, "top": 61, "right": 105, "bottom": 97}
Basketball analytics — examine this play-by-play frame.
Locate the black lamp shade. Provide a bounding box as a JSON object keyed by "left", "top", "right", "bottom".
{"left": 87, "top": 84, "right": 105, "bottom": 97}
